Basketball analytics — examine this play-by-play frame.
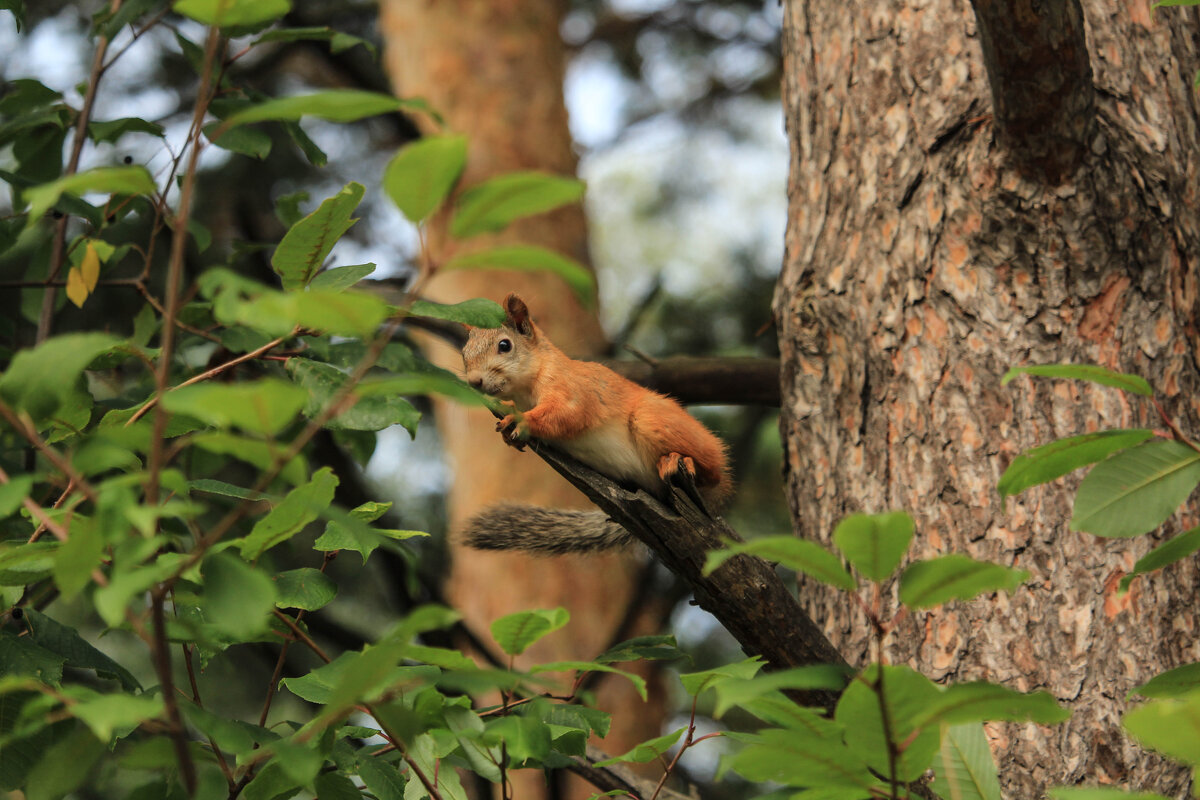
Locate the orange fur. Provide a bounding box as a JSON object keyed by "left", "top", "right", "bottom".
{"left": 463, "top": 293, "right": 732, "bottom": 506}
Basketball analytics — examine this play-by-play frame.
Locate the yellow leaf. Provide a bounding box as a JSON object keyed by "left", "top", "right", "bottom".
{"left": 66, "top": 267, "right": 88, "bottom": 308}
{"left": 80, "top": 241, "right": 100, "bottom": 292}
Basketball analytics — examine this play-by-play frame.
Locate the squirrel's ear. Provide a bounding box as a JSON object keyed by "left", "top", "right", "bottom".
{"left": 504, "top": 293, "right": 535, "bottom": 338}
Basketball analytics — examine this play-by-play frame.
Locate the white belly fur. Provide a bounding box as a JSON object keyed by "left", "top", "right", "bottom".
{"left": 561, "top": 420, "right": 657, "bottom": 492}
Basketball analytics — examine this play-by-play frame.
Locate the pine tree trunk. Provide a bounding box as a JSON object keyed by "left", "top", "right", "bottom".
{"left": 378, "top": 3, "right": 665, "bottom": 798}
{"left": 778, "top": 0, "right": 1200, "bottom": 794}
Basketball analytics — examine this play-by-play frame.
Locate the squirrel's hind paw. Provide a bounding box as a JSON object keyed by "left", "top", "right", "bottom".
{"left": 659, "top": 452, "right": 709, "bottom": 513}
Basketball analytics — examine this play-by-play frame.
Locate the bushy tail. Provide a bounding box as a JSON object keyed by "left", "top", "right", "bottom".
{"left": 461, "top": 504, "right": 635, "bottom": 555}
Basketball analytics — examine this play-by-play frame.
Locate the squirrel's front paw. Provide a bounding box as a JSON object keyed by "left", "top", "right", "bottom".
{"left": 496, "top": 414, "right": 531, "bottom": 450}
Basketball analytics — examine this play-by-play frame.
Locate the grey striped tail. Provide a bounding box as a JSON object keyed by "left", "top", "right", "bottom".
{"left": 461, "top": 504, "right": 635, "bottom": 555}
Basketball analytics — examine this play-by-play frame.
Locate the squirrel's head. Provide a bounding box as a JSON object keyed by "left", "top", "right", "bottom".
{"left": 461, "top": 293, "right": 542, "bottom": 399}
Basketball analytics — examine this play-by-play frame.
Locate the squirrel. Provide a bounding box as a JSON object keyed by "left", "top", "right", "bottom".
{"left": 459, "top": 293, "right": 731, "bottom": 554}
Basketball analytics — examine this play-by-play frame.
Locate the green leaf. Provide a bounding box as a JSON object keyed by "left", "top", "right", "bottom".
{"left": 217, "top": 90, "right": 410, "bottom": 131}
{"left": 314, "top": 501, "right": 427, "bottom": 565}
{"left": 201, "top": 552, "right": 277, "bottom": 641}
{"left": 407, "top": 298, "right": 505, "bottom": 327}
{"left": 1001, "top": 364, "right": 1153, "bottom": 396}
{"left": 831, "top": 511, "right": 914, "bottom": 582}
{"left": 239, "top": 467, "right": 338, "bottom": 561}
{"left": 1123, "top": 693, "right": 1200, "bottom": 766}
{"left": 309, "top": 263, "right": 375, "bottom": 292}
{"left": 242, "top": 761, "right": 301, "bottom": 800}
{"left": 1049, "top": 789, "right": 1172, "bottom": 800}
{"left": 721, "top": 728, "right": 877, "bottom": 790}
{"left": 704, "top": 536, "right": 855, "bottom": 591}
{"left": 1071, "top": 440, "right": 1200, "bottom": 537}
{"left": 899, "top": 554, "right": 1029, "bottom": 609}
{"left": 1120, "top": 524, "right": 1200, "bottom": 592}
{"left": 357, "top": 757, "right": 406, "bottom": 800}
{"left": 191, "top": 431, "right": 308, "bottom": 486}
{"left": 451, "top": 172, "right": 585, "bottom": 238}
{"left": 287, "top": 358, "right": 421, "bottom": 434}
{"left": 24, "top": 724, "right": 105, "bottom": 800}
{"left": 593, "top": 727, "right": 685, "bottom": 767}
{"left": 932, "top": 724, "right": 1003, "bottom": 800}
{"left": 679, "top": 656, "right": 764, "bottom": 695}
{"left": 835, "top": 664, "right": 942, "bottom": 782}
{"left": 998, "top": 430, "right": 1155, "bottom": 501}
{"left": 1128, "top": 662, "right": 1200, "bottom": 699}
{"left": 0, "top": 541, "right": 56, "bottom": 586}
{"left": 203, "top": 121, "right": 272, "bottom": 159}
{"left": 89, "top": 117, "right": 164, "bottom": 144}
{"left": 0, "top": 474, "right": 33, "bottom": 518}
{"left": 70, "top": 691, "right": 162, "bottom": 741}
{"left": 912, "top": 682, "right": 1070, "bottom": 727}
{"left": 0, "top": 630, "right": 65, "bottom": 682}
{"left": 710, "top": 665, "right": 852, "bottom": 717}
{"left": 272, "top": 182, "right": 365, "bottom": 290}
{"left": 23, "top": 610, "right": 141, "bottom": 690}
{"left": 443, "top": 245, "right": 596, "bottom": 308}
{"left": 0, "top": 333, "right": 121, "bottom": 418}
{"left": 273, "top": 568, "right": 338, "bottom": 611}
{"left": 24, "top": 166, "right": 155, "bottom": 230}
{"left": 491, "top": 608, "right": 569, "bottom": 656}
{"left": 234, "top": 289, "right": 389, "bottom": 338}
{"left": 314, "top": 772, "right": 360, "bottom": 800}
{"left": 595, "top": 634, "right": 683, "bottom": 664}
{"left": 530, "top": 661, "right": 647, "bottom": 700}
{"left": 383, "top": 135, "right": 468, "bottom": 224}
{"left": 181, "top": 701, "right": 257, "bottom": 757}
{"left": 358, "top": 370, "right": 487, "bottom": 407}
{"left": 172, "top": 0, "right": 291, "bottom": 28}
{"left": 163, "top": 378, "right": 308, "bottom": 435}
{"left": 487, "top": 714, "right": 552, "bottom": 765}
{"left": 52, "top": 516, "right": 104, "bottom": 600}
{"left": 253, "top": 26, "right": 376, "bottom": 56}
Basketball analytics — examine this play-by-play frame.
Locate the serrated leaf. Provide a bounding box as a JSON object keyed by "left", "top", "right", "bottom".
{"left": 172, "top": 0, "right": 291, "bottom": 28}
{"left": 52, "top": 516, "right": 104, "bottom": 600}
{"left": 358, "top": 757, "right": 406, "bottom": 800}
{"left": 287, "top": 358, "right": 421, "bottom": 434}
{"left": 358, "top": 370, "right": 487, "bottom": 407}
{"left": 273, "top": 568, "right": 337, "bottom": 611}
{"left": 835, "top": 664, "right": 942, "bottom": 782}
{"left": 24, "top": 166, "right": 155, "bottom": 231}
{"left": 314, "top": 502, "right": 427, "bottom": 565}
{"left": 384, "top": 135, "right": 468, "bottom": 224}
{"left": 593, "top": 727, "right": 685, "bottom": 767}
{"left": 233, "top": 288, "right": 389, "bottom": 338}
{"left": 217, "top": 90, "right": 409, "bottom": 131}
{"left": 912, "top": 682, "right": 1070, "bottom": 728}
{"left": 1123, "top": 693, "right": 1200, "bottom": 765}
{"left": 451, "top": 171, "right": 584, "bottom": 238}
{"left": 0, "top": 630, "right": 65, "bottom": 682}
{"left": 1128, "top": 661, "right": 1200, "bottom": 700}
{"left": 595, "top": 634, "right": 682, "bottom": 664}
{"left": 407, "top": 298, "right": 505, "bottom": 327}
{"left": 239, "top": 467, "right": 338, "bottom": 561}
{"left": 202, "top": 553, "right": 277, "bottom": 641}
{"left": 899, "top": 554, "right": 1029, "bottom": 609}
{"left": 309, "top": 263, "right": 375, "bottom": 292}
{"left": 22, "top": 610, "right": 141, "bottom": 690}
{"left": 181, "top": 701, "right": 257, "bottom": 757}
{"left": 490, "top": 608, "right": 569, "bottom": 656}
{"left": 203, "top": 121, "right": 271, "bottom": 159}
{"left": 0, "top": 332, "right": 121, "bottom": 419}
{"left": 1120, "top": 524, "right": 1200, "bottom": 592}
{"left": 832, "top": 511, "right": 913, "bottom": 582}
{"left": 710, "top": 665, "right": 852, "bottom": 717}
{"left": 1001, "top": 364, "right": 1153, "bottom": 397}
{"left": 253, "top": 26, "right": 376, "bottom": 56}
{"left": 704, "top": 536, "right": 855, "bottom": 591}
{"left": 443, "top": 245, "right": 596, "bottom": 308}
{"left": 999, "top": 429, "right": 1155, "bottom": 501}
{"left": 1071, "top": 440, "right": 1200, "bottom": 538}
{"left": 163, "top": 378, "right": 308, "bottom": 435}
{"left": 932, "top": 723, "right": 1003, "bottom": 800}
{"left": 191, "top": 431, "right": 308, "bottom": 486}
{"left": 88, "top": 116, "right": 164, "bottom": 144}
{"left": 272, "top": 182, "right": 365, "bottom": 289}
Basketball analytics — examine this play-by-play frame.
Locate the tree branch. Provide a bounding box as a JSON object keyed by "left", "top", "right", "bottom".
{"left": 526, "top": 443, "right": 849, "bottom": 711}
{"left": 968, "top": 0, "right": 1094, "bottom": 184}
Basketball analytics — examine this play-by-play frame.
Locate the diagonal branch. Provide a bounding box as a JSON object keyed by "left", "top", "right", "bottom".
{"left": 968, "top": 0, "right": 1095, "bottom": 184}
{"left": 527, "top": 443, "right": 849, "bottom": 711}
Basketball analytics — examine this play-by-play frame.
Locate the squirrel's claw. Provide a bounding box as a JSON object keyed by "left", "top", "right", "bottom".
{"left": 496, "top": 413, "right": 530, "bottom": 451}
{"left": 659, "top": 452, "right": 710, "bottom": 515}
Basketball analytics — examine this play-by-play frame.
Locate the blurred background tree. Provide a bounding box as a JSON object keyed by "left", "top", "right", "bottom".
{"left": 0, "top": 2, "right": 789, "bottom": 797}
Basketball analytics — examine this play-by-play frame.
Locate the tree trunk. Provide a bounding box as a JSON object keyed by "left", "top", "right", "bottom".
{"left": 777, "top": 0, "right": 1200, "bottom": 794}
{"left": 377, "top": 2, "right": 665, "bottom": 796}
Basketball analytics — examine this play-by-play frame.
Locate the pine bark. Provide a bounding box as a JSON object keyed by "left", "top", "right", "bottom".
{"left": 778, "top": 0, "right": 1200, "bottom": 794}
{"left": 377, "top": 2, "right": 664, "bottom": 796}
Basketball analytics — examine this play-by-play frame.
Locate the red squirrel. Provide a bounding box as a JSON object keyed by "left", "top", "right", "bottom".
{"left": 460, "top": 293, "right": 732, "bottom": 554}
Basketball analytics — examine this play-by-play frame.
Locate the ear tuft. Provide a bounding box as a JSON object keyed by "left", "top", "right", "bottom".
{"left": 503, "top": 293, "right": 534, "bottom": 337}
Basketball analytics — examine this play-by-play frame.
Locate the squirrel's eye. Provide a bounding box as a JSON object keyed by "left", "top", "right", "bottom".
{"left": 497, "top": 339, "right": 512, "bottom": 354}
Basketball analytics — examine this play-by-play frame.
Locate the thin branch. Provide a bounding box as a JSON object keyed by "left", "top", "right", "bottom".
{"left": 151, "top": 587, "right": 197, "bottom": 795}
{"left": 0, "top": 400, "right": 99, "bottom": 504}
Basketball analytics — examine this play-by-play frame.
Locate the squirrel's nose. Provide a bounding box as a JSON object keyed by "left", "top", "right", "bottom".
{"left": 467, "top": 375, "right": 483, "bottom": 390}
